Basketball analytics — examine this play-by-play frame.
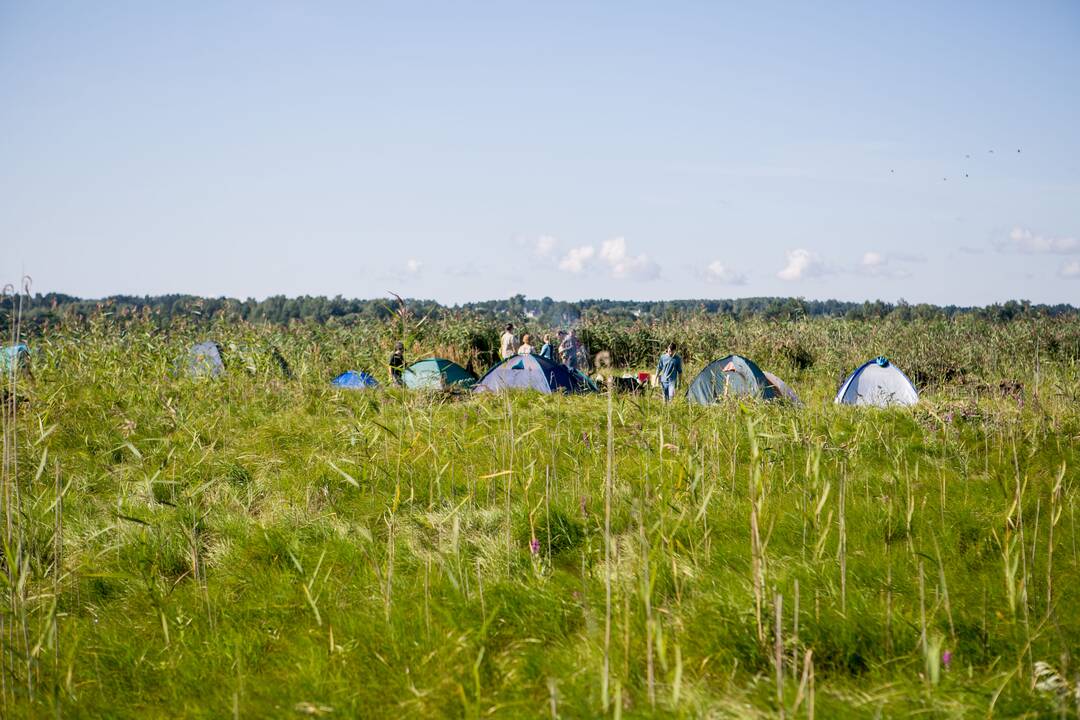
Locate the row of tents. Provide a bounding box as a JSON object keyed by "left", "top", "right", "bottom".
{"left": 328, "top": 351, "right": 919, "bottom": 407}
{"left": 9, "top": 340, "right": 920, "bottom": 408}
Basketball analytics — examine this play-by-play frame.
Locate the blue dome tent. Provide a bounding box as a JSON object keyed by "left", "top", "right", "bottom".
{"left": 835, "top": 357, "right": 918, "bottom": 407}
{"left": 331, "top": 371, "right": 379, "bottom": 390}
{"left": 474, "top": 354, "right": 594, "bottom": 394}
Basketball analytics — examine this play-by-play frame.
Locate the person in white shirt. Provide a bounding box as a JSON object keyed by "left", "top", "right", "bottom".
{"left": 518, "top": 333, "right": 535, "bottom": 355}
{"left": 499, "top": 323, "right": 518, "bottom": 359}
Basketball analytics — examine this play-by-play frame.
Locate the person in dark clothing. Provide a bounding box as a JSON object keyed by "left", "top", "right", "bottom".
{"left": 389, "top": 342, "right": 406, "bottom": 386}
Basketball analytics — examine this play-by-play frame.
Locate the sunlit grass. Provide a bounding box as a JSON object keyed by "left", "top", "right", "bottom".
{"left": 2, "top": 312, "right": 1079, "bottom": 717}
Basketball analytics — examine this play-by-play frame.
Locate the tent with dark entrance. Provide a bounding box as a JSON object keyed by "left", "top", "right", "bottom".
{"left": 835, "top": 357, "right": 918, "bottom": 407}
{"left": 762, "top": 370, "right": 801, "bottom": 405}
{"left": 686, "top": 355, "right": 796, "bottom": 404}
{"left": 403, "top": 358, "right": 476, "bottom": 390}
{"left": 474, "top": 354, "right": 594, "bottom": 394}
{"left": 1, "top": 344, "right": 30, "bottom": 376}
{"left": 331, "top": 370, "right": 379, "bottom": 390}
{"left": 186, "top": 341, "right": 225, "bottom": 377}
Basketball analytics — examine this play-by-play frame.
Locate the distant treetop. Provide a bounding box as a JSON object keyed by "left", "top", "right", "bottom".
{"left": 2, "top": 292, "right": 1074, "bottom": 332}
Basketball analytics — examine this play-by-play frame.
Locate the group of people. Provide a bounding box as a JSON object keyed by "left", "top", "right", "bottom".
{"left": 499, "top": 323, "right": 585, "bottom": 371}
{"left": 502, "top": 323, "right": 685, "bottom": 402}
{"left": 388, "top": 325, "right": 685, "bottom": 402}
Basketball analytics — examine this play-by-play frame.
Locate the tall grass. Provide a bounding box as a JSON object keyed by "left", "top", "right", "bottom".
{"left": 1, "top": 305, "right": 1079, "bottom": 717}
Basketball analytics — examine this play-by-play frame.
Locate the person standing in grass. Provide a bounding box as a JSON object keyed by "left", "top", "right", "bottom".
{"left": 389, "top": 341, "right": 406, "bottom": 386}
{"left": 500, "top": 323, "right": 518, "bottom": 360}
{"left": 559, "top": 329, "right": 580, "bottom": 371}
{"left": 538, "top": 333, "right": 555, "bottom": 361}
{"left": 554, "top": 330, "right": 568, "bottom": 363}
{"left": 656, "top": 342, "right": 683, "bottom": 402}
{"left": 518, "top": 333, "right": 535, "bottom": 355}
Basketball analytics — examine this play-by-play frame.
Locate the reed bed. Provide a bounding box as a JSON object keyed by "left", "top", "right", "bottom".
{"left": 2, "top": 307, "right": 1079, "bottom": 717}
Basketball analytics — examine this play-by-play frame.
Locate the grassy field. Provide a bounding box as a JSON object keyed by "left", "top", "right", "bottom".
{"left": 3, "top": 312, "right": 1080, "bottom": 717}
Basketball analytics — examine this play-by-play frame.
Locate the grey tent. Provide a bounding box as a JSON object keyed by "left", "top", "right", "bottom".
{"left": 187, "top": 341, "right": 224, "bottom": 377}
{"left": 763, "top": 370, "right": 801, "bottom": 405}
{"left": 835, "top": 357, "right": 918, "bottom": 407}
{"left": 686, "top": 355, "right": 781, "bottom": 404}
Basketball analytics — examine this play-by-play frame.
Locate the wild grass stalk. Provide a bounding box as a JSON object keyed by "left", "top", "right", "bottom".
{"left": 602, "top": 384, "right": 614, "bottom": 713}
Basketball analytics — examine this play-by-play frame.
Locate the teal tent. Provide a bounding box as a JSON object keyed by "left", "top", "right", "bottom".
{"left": 1, "top": 344, "right": 30, "bottom": 375}
{"left": 686, "top": 355, "right": 782, "bottom": 404}
{"left": 402, "top": 358, "right": 476, "bottom": 390}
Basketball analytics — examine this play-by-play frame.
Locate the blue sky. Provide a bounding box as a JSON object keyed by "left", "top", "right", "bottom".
{"left": 2, "top": 1, "right": 1078, "bottom": 304}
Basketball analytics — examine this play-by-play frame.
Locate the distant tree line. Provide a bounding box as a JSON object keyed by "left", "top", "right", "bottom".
{"left": 1, "top": 292, "right": 1075, "bottom": 332}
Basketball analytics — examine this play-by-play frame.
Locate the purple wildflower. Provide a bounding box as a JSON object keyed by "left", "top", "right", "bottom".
{"left": 530, "top": 537, "right": 540, "bottom": 555}
{"left": 580, "top": 496, "right": 588, "bottom": 517}
{"left": 582, "top": 432, "right": 591, "bottom": 449}
{"left": 942, "top": 650, "right": 952, "bottom": 669}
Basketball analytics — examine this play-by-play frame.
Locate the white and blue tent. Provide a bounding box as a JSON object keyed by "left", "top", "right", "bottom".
{"left": 186, "top": 341, "right": 225, "bottom": 377}
{"left": 835, "top": 357, "right": 918, "bottom": 407}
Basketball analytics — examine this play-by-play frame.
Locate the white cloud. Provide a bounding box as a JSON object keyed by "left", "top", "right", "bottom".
{"left": 777, "top": 249, "right": 826, "bottom": 281}
{"left": 1061, "top": 260, "right": 1080, "bottom": 278}
{"left": 534, "top": 235, "right": 557, "bottom": 258}
{"left": 598, "top": 237, "right": 660, "bottom": 280}
{"left": 858, "top": 251, "right": 912, "bottom": 278}
{"left": 699, "top": 260, "right": 746, "bottom": 285}
{"left": 1001, "top": 227, "right": 1079, "bottom": 254}
{"left": 861, "top": 251, "right": 884, "bottom": 268}
{"left": 556, "top": 237, "right": 660, "bottom": 280}
{"left": 405, "top": 258, "right": 423, "bottom": 274}
{"left": 558, "top": 245, "right": 595, "bottom": 274}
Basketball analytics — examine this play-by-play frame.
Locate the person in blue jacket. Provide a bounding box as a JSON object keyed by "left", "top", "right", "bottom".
{"left": 656, "top": 342, "right": 683, "bottom": 402}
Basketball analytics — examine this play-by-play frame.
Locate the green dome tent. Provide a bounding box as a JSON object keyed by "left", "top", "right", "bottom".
{"left": 402, "top": 358, "right": 477, "bottom": 390}
{"left": 686, "top": 355, "right": 788, "bottom": 404}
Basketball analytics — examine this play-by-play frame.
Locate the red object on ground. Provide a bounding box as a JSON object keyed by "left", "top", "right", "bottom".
{"left": 638, "top": 372, "right": 650, "bottom": 384}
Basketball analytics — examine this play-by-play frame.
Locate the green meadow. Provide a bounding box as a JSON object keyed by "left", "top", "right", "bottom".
{"left": 3, "top": 311, "right": 1079, "bottom": 717}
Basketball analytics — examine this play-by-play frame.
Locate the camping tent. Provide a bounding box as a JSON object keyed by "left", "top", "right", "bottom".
{"left": 187, "top": 341, "right": 224, "bottom": 377}
{"left": 474, "top": 354, "right": 594, "bottom": 394}
{"left": 835, "top": 357, "right": 918, "bottom": 407}
{"left": 762, "top": 370, "right": 801, "bottom": 405}
{"left": 403, "top": 358, "right": 476, "bottom": 390}
{"left": 686, "top": 355, "right": 783, "bottom": 404}
{"left": 1, "top": 344, "right": 30, "bottom": 375}
{"left": 331, "top": 371, "right": 379, "bottom": 389}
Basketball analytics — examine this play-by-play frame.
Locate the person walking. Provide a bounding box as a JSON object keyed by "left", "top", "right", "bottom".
{"left": 656, "top": 342, "right": 683, "bottom": 403}
{"left": 518, "top": 333, "right": 535, "bottom": 355}
{"left": 500, "top": 323, "right": 518, "bottom": 360}
{"left": 389, "top": 341, "right": 406, "bottom": 386}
